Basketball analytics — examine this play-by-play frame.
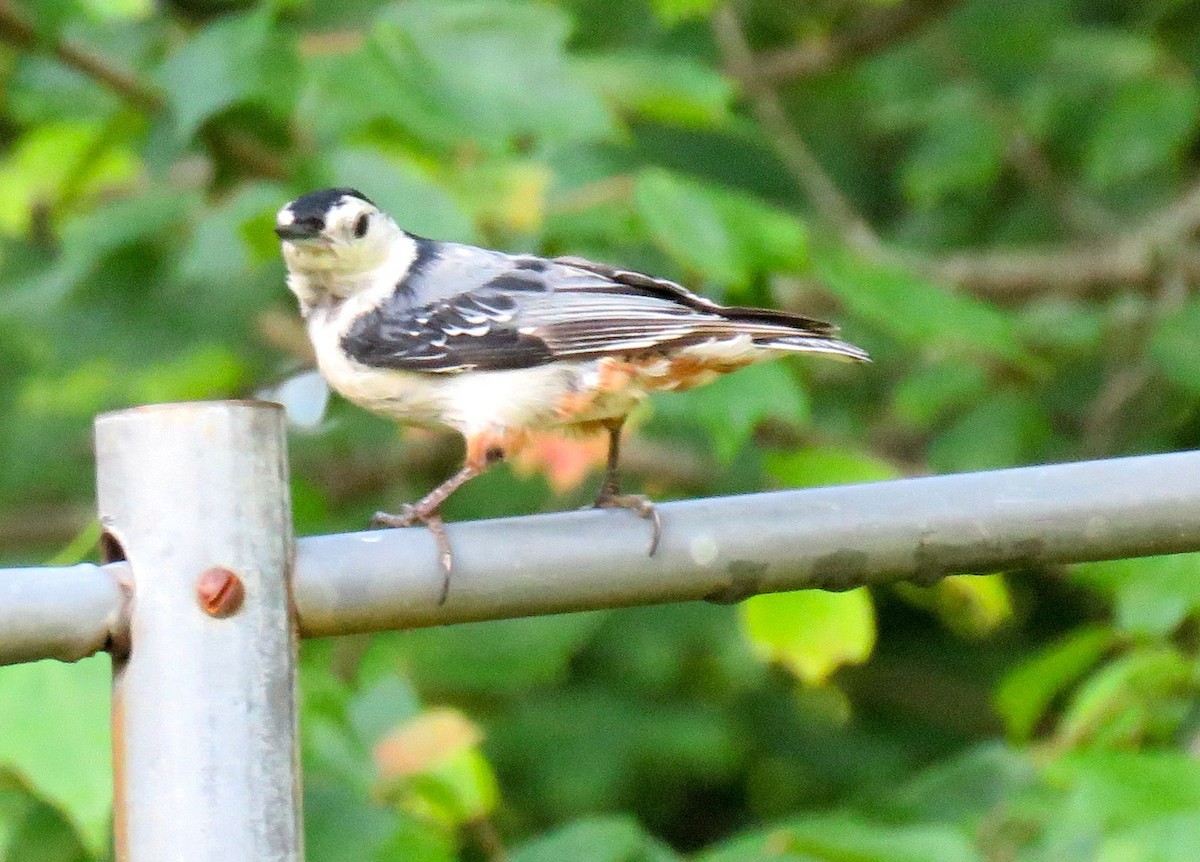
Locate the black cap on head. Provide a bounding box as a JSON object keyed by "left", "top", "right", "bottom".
{"left": 286, "top": 187, "right": 373, "bottom": 223}
{"left": 276, "top": 187, "right": 374, "bottom": 240}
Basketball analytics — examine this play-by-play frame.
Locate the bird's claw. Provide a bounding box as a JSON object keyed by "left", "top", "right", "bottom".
{"left": 593, "top": 492, "right": 662, "bottom": 556}
{"left": 372, "top": 505, "right": 454, "bottom": 605}
{"left": 371, "top": 504, "right": 422, "bottom": 529}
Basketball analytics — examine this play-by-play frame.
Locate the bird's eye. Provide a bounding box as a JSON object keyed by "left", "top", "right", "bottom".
{"left": 353, "top": 213, "right": 370, "bottom": 239}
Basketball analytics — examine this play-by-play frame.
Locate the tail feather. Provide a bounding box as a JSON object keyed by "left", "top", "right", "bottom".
{"left": 757, "top": 334, "right": 871, "bottom": 362}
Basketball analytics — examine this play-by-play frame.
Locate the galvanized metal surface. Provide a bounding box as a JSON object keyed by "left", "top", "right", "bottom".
{"left": 294, "top": 450, "right": 1200, "bottom": 635}
{"left": 0, "top": 561, "right": 127, "bottom": 666}
{"left": 6, "top": 447, "right": 1200, "bottom": 660}
{"left": 96, "top": 402, "right": 302, "bottom": 862}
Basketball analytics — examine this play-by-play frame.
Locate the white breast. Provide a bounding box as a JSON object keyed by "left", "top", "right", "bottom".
{"left": 307, "top": 303, "right": 448, "bottom": 427}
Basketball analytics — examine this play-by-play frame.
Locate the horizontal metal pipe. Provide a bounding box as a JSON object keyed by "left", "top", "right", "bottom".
{"left": 7, "top": 450, "right": 1200, "bottom": 660}
{"left": 0, "top": 561, "right": 127, "bottom": 666}
{"left": 293, "top": 450, "right": 1200, "bottom": 636}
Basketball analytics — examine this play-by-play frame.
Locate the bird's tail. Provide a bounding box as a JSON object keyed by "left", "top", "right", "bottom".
{"left": 757, "top": 334, "right": 871, "bottom": 362}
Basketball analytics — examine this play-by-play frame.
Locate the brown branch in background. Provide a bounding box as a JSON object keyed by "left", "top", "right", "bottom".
{"left": 1081, "top": 268, "right": 1188, "bottom": 456}
{"left": 203, "top": 127, "right": 290, "bottom": 181}
{"left": 926, "top": 180, "right": 1200, "bottom": 297}
{"left": 926, "top": 243, "right": 1156, "bottom": 295}
{"left": 0, "top": 0, "right": 163, "bottom": 111}
{"left": 713, "top": 5, "right": 882, "bottom": 255}
{"left": 714, "top": 4, "right": 1200, "bottom": 300}
{"left": 753, "top": 0, "right": 962, "bottom": 83}
{"left": 1002, "top": 131, "right": 1120, "bottom": 237}
{"left": 1135, "top": 179, "right": 1200, "bottom": 245}
{"left": 0, "top": 0, "right": 289, "bottom": 179}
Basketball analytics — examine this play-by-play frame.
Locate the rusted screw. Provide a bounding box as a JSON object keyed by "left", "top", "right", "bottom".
{"left": 197, "top": 567, "right": 245, "bottom": 618}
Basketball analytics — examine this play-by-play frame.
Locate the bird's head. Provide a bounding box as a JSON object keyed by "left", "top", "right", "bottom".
{"left": 276, "top": 187, "right": 407, "bottom": 309}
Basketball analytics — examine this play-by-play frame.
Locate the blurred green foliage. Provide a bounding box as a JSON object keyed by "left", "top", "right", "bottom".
{"left": 3, "top": 0, "right": 1200, "bottom": 859}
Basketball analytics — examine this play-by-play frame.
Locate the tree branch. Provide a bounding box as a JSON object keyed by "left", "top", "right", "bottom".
{"left": 713, "top": 5, "right": 882, "bottom": 255}
{"left": 0, "top": 0, "right": 163, "bottom": 111}
{"left": 752, "top": 0, "right": 961, "bottom": 83}
{"left": 923, "top": 178, "right": 1200, "bottom": 297}
{"left": 0, "top": 1, "right": 289, "bottom": 180}
{"left": 711, "top": 4, "right": 1200, "bottom": 299}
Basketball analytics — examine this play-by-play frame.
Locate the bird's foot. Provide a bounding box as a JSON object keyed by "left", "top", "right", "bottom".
{"left": 372, "top": 504, "right": 454, "bottom": 605}
{"left": 593, "top": 491, "right": 662, "bottom": 556}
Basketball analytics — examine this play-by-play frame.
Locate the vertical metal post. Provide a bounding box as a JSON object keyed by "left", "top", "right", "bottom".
{"left": 96, "top": 402, "right": 302, "bottom": 861}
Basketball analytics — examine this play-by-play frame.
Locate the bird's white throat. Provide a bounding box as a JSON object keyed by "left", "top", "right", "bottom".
{"left": 284, "top": 227, "right": 418, "bottom": 315}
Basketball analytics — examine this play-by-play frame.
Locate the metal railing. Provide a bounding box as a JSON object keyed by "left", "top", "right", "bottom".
{"left": 3, "top": 400, "right": 1200, "bottom": 859}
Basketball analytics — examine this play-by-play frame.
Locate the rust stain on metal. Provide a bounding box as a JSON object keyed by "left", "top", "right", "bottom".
{"left": 197, "top": 567, "right": 245, "bottom": 618}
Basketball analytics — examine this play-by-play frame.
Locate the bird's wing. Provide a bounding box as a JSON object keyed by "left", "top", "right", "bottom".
{"left": 341, "top": 254, "right": 864, "bottom": 373}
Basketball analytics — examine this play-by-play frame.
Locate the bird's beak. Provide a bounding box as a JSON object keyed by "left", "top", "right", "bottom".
{"left": 274, "top": 220, "right": 323, "bottom": 241}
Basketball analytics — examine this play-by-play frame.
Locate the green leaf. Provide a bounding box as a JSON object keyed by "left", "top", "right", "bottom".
{"left": 764, "top": 445, "right": 900, "bottom": 489}
{"left": 347, "top": 674, "right": 422, "bottom": 747}
{"left": 633, "top": 169, "right": 808, "bottom": 288}
{"left": 889, "top": 743, "right": 1038, "bottom": 825}
{"left": 18, "top": 345, "right": 247, "bottom": 417}
{"left": 157, "top": 8, "right": 298, "bottom": 143}
{"left": 995, "top": 625, "right": 1118, "bottom": 740}
{"left": 15, "top": 0, "right": 85, "bottom": 39}
{"left": 1075, "top": 554, "right": 1200, "bottom": 637}
{"left": 896, "top": 574, "right": 1013, "bottom": 638}
{"left": 812, "top": 246, "right": 1029, "bottom": 366}
{"left": 1085, "top": 76, "right": 1200, "bottom": 188}
{"left": 511, "top": 815, "right": 679, "bottom": 862}
{"left": 739, "top": 589, "right": 876, "bottom": 685}
{"left": 0, "top": 657, "right": 112, "bottom": 855}
{"left": 1048, "top": 32, "right": 1161, "bottom": 83}
{"left": 1095, "top": 812, "right": 1200, "bottom": 862}
{"left": 1017, "top": 296, "right": 1106, "bottom": 356}
{"left": 0, "top": 121, "right": 139, "bottom": 238}
{"left": 329, "top": 148, "right": 476, "bottom": 242}
{"left": 179, "top": 182, "right": 285, "bottom": 286}
{"left": 380, "top": 612, "right": 608, "bottom": 694}
{"left": 1056, "top": 646, "right": 1194, "bottom": 749}
{"left": 368, "top": 0, "right": 613, "bottom": 150}
{"left": 926, "top": 391, "right": 1050, "bottom": 473}
{"left": 304, "top": 778, "right": 404, "bottom": 862}
{"left": 375, "top": 709, "right": 500, "bottom": 825}
{"left": 127, "top": 344, "right": 247, "bottom": 404}
{"left": 1, "top": 191, "right": 197, "bottom": 315}
{"left": 0, "top": 784, "right": 92, "bottom": 862}
{"left": 1150, "top": 300, "right": 1200, "bottom": 395}
{"left": 892, "top": 361, "right": 991, "bottom": 429}
{"left": 902, "top": 86, "right": 1007, "bottom": 207}
{"left": 785, "top": 816, "right": 981, "bottom": 862}
{"left": 647, "top": 0, "right": 715, "bottom": 25}
{"left": 1046, "top": 750, "right": 1200, "bottom": 829}
{"left": 699, "top": 815, "right": 980, "bottom": 862}
{"left": 572, "top": 53, "right": 732, "bottom": 127}
{"left": 81, "top": 0, "right": 153, "bottom": 19}
{"left": 634, "top": 169, "right": 740, "bottom": 284}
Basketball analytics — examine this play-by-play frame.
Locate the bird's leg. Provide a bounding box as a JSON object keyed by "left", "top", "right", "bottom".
{"left": 592, "top": 418, "right": 662, "bottom": 555}
{"left": 372, "top": 435, "right": 508, "bottom": 604}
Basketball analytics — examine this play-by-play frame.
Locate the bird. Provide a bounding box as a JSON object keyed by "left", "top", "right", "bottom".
{"left": 275, "top": 187, "right": 869, "bottom": 603}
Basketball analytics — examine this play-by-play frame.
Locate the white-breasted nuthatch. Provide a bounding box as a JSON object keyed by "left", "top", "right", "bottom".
{"left": 276, "top": 187, "right": 868, "bottom": 603}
